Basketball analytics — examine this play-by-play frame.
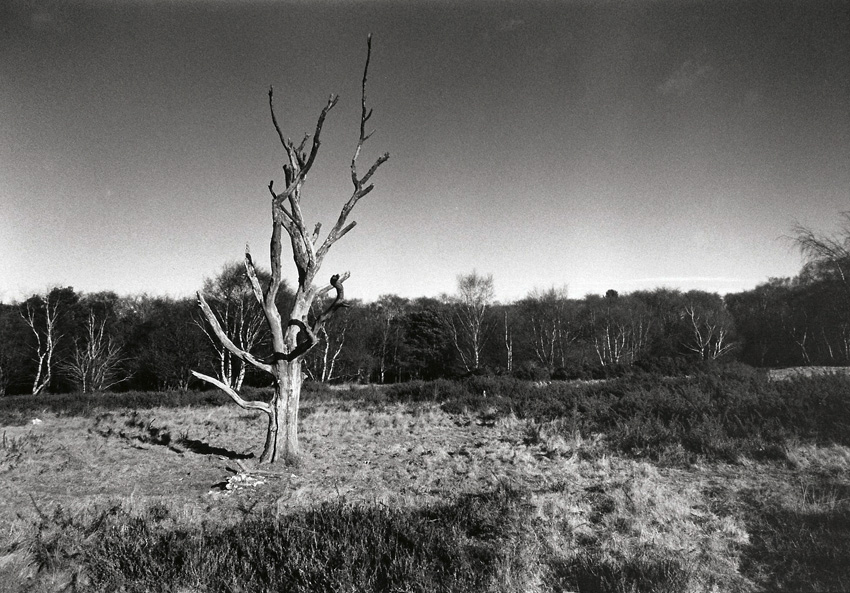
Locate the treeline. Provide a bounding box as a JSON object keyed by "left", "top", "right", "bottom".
{"left": 1, "top": 241, "right": 848, "bottom": 395}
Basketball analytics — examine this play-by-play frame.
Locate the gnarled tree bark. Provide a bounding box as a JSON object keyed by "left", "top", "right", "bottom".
{"left": 192, "top": 36, "right": 388, "bottom": 464}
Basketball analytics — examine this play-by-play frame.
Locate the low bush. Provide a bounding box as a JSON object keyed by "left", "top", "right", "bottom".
{"left": 27, "top": 486, "right": 536, "bottom": 593}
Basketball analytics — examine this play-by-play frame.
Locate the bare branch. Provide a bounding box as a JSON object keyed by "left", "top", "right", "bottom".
{"left": 197, "top": 292, "right": 273, "bottom": 375}
{"left": 268, "top": 87, "right": 288, "bottom": 154}
{"left": 191, "top": 371, "right": 272, "bottom": 414}
{"left": 336, "top": 221, "right": 357, "bottom": 242}
{"left": 317, "top": 36, "right": 388, "bottom": 261}
{"left": 357, "top": 35, "right": 374, "bottom": 165}
{"left": 296, "top": 133, "right": 310, "bottom": 157}
{"left": 302, "top": 94, "right": 339, "bottom": 176}
{"left": 275, "top": 274, "right": 352, "bottom": 364}
{"left": 267, "top": 182, "right": 296, "bottom": 228}
{"left": 312, "top": 273, "right": 351, "bottom": 335}
{"left": 359, "top": 153, "right": 390, "bottom": 189}
{"left": 244, "top": 248, "right": 265, "bottom": 307}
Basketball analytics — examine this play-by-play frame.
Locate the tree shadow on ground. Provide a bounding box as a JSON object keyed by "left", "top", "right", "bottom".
{"left": 96, "top": 414, "right": 253, "bottom": 460}
{"left": 176, "top": 437, "right": 253, "bottom": 460}
{"left": 739, "top": 480, "right": 850, "bottom": 592}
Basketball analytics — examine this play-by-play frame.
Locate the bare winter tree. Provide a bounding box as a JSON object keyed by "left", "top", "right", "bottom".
{"left": 196, "top": 262, "right": 271, "bottom": 392}
{"left": 192, "top": 36, "right": 388, "bottom": 464}
{"left": 792, "top": 212, "right": 850, "bottom": 286}
{"left": 21, "top": 293, "right": 62, "bottom": 395}
{"left": 62, "top": 311, "right": 127, "bottom": 392}
{"left": 374, "top": 294, "right": 407, "bottom": 383}
{"left": 588, "top": 295, "right": 652, "bottom": 367}
{"left": 502, "top": 306, "right": 514, "bottom": 373}
{"left": 445, "top": 271, "right": 495, "bottom": 372}
{"left": 520, "top": 286, "right": 576, "bottom": 373}
{"left": 307, "top": 309, "right": 351, "bottom": 383}
{"left": 791, "top": 213, "right": 850, "bottom": 364}
{"left": 682, "top": 304, "right": 735, "bottom": 361}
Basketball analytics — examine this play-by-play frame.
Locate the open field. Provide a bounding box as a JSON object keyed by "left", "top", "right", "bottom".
{"left": 2, "top": 371, "right": 850, "bottom": 592}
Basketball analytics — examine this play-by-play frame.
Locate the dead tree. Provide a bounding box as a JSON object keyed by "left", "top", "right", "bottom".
{"left": 192, "top": 36, "right": 388, "bottom": 464}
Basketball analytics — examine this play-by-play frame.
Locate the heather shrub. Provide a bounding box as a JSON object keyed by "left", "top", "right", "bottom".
{"left": 28, "top": 487, "right": 536, "bottom": 593}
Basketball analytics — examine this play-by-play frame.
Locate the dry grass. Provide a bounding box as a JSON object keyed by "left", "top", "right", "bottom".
{"left": 767, "top": 365, "right": 850, "bottom": 381}
{"left": 1, "top": 399, "right": 849, "bottom": 592}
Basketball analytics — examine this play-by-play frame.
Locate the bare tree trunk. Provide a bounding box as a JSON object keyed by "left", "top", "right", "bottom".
{"left": 260, "top": 358, "right": 303, "bottom": 463}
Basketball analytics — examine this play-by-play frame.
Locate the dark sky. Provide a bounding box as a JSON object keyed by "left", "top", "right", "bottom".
{"left": 2, "top": 0, "right": 849, "bottom": 303}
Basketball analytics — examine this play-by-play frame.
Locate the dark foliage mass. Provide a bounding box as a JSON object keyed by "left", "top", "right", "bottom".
{"left": 2, "top": 212, "right": 849, "bottom": 394}
{"left": 0, "top": 280, "right": 837, "bottom": 398}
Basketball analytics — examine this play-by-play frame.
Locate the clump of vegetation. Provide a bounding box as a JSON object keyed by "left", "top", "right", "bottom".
{"left": 12, "top": 473, "right": 754, "bottom": 593}
{"left": 385, "top": 365, "right": 850, "bottom": 465}
{"left": 17, "top": 486, "right": 537, "bottom": 593}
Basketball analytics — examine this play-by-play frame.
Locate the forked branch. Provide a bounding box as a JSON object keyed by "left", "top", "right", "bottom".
{"left": 269, "top": 89, "right": 338, "bottom": 189}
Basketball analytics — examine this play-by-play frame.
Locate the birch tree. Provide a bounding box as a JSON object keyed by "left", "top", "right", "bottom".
{"left": 446, "top": 271, "right": 494, "bottom": 372}
{"left": 21, "top": 293, "right": 62, "bottom": 395}
{"left": 192, "top": 36, "right": 388, "bottom": 464}
{"left": 61, "top": 311, "right": 127, "bottom": 392}
{"left": 682, "top": 304, "right": 736, "bottom": 360}
{"left": 519, "top": 286, "right": 576, "bottom": 373}
{"left": 374, "top": 294, "right": 407, "bottom": 383}
{"left": 588, "top": 294, "right": 652, "bottom": 367}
